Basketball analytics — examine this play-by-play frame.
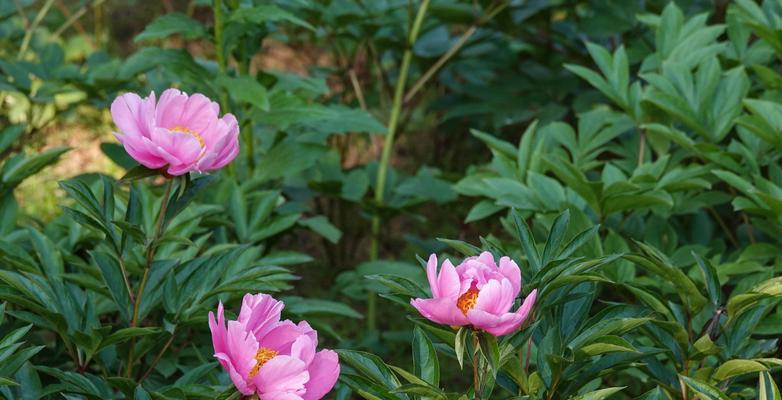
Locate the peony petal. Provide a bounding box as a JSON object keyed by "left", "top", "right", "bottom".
{"left": 290, "top": 334, "right": 316, "bottom": 366}
{"left": 151, "top": 127, "right": 202, "bottom": 165}
{"left": 410, "top": 297, "right": 469, "bottom": 326}
{"left": 238, "top": 293, "right": 285, "bottom": 341}
{"left": 476, "top": 251, "right": 498, "bottom": 268}
{"left": 437, "top": 259, "right": 461, "bottom": 299}
{"left": 467, "top": 289, "right": 537, "bottom": 336}
{"left": 302, "top": 350, "right": 340, "bottom": 400}
{"left": 261, "top": 320, "right": 313, "bottom": 355}
{"left": 261, "top": 392, "right": 304, "bottom": 400}
{"left": 208, "top": 302, "right": 226, "bottom": 355}
{"left": 498, "top": 256, "right": 521, "bottom": 295}
{"left": 155, "top": 89, "right": 187, "bottom": 128}
{"left": 515, "top": 289, "right": 537, "bottom": 323}
{"left": 466, "top": 309, "right": 523, "bottom": 337}
{"left": 425, "top": 254, "right": 440, "bottom": 298}
{"left": 114, "top": 133, "right": 166, "bottom": 168}
{"left": 214, "top": 353, "right": 255, "bottom": 396}
{"left": 473, "top": 279, "right": 515, "bottom": 315}
{"left": 181, "top": 92, "right": 218, "bottom": 133}
{"left": 140, "top": 91, "right": 157, "bottom": 138}
{"left": 254, "top": 355, "right": 309, "bottom": 397}
{"left": 224, "top": 320, "right": 259, "bottom": 378}
{"left": 111, "top": 93, "right": 144, "bottom": 137}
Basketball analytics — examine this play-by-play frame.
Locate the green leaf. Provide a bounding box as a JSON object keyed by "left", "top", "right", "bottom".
{"left": 680, "top": 376, "right": 729, "bottom": 400}
{"left": 165, "top": 175, "right": 215, "bottom": 223}
{"left": 713, "top": 359, "right": 767, "bottom": 381}
{"left": 335, "top": 349, "right": 405, "bottom": 394}
{"left": 134, "top": 385, "right": 152, "bottom": 400}
{"left": 454, "top": 327, "right": 469, "bottom": 369}
{"left": 91, "top": 251, "right": 132, "bottom": 322}
{"left": 477, "top": 331, "right": 500, "bottom": 377}
{"left": 758, "top": 371, "right": 781, "bottom": 400}
{"left": 1, "top": 147, "right": 68, "bottom": 188}
{"left": 512, "top": 209, "right": 541, "bottom": 271}
{"left": 412, "top": 327, "right": 439, "bottom": 388}
{"left": 119, "top": 47, "right": 208, "bottom": 79}
{"left": 541, "top": 209, "right": 570, "bottom": 266}
{"left": 101, "top": 327, "right": 160, "bottom": 349}
{"left": 577, "top": 335, "right": 638, "bottom": 357}
{"left": 135, "top": 13, "right": 207, "bottom": 42}
{"left": 298, "top": 216, "right": 342, "bottom": 244}
{"left": 465, "top": 200, "right": 503, "bottom": 223}
{"left": 217, "top": 75, "right": 269, "bottom": 111}
{"left": 229, "top": 5, "right": 314, "bottom": 30}
{"left": 568, "top": 318, "right": 650, "bottom": 350}
{"left": 251, "top": 213, "right": 301, "bottom": 242}
{"left": 471, "top": 129, "right": 517, "bottom": 159}
{"left": 119, "top": 165, "right": 160, "bottom": 182}
{"left": 570, "top": 387, "right": 626, "bottom": 400}
{"left": 692, "top": 252, "right": 721, "bottom": 306}
{"left": 436, "top": 238, "right": 481, "bottom": 256}
{"left": 0, "top": 376, "right": 17, "bottom": 386}
{"left": 558, "top": 225, "right": 600, "bottom": 260}
{"left": 282, "top": 297, "right": 362, "bottom": 319}
{"left": 692, "top": 335, "right": 720, "bottom": 359}
{"left": 0, "top": 125, "right": 24, "bottom": 155}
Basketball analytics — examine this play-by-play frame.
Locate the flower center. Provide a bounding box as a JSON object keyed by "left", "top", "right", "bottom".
{"left": 456, "top": 288, "right": 480, "bottom": 315}
{"left": 170, "top": 125, "right": 205, "bottom": 147}
{"left": 247, "top": 347, "right": 278, "bottom": 379}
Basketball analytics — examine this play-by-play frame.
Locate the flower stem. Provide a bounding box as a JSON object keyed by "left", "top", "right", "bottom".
{"left": 367, "top": 0, "right": 431, "bottom": 332}
{"left": 472, "top": 330, "right": 481, "bottom": 400}
{"left": 127, "top": 178, "right": 174, "bottom": 378}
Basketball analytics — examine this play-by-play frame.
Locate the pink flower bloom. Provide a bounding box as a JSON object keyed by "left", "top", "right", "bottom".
{"left": 209, "top": 294, "right": 340, "bottom": 399}
{"left": 111, "top": 89, "right": 239, "bottom": 176}
{"left": 411, "top": 252, "right": 537, "bottom": 337}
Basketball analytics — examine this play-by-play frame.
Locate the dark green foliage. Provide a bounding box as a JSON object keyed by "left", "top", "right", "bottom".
{"left": 1, "top": 0, "right": 781, "bottom": 398}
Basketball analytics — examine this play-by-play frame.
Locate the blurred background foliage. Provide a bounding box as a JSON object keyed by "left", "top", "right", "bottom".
{"left": 0, "top": 0, "right": 781, "bottom": 398}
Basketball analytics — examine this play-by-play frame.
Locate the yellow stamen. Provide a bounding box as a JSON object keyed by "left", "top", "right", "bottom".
{"left": 170, "top": 125, "right": 205, "bottom": 147}
{"left": 456, "top": 288, "right": 480, "bottom": 315}
{"left": 247, "top": 347, "right": 277, "bottom": 379}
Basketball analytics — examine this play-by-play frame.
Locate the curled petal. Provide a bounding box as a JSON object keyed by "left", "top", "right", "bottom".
{"left": 498, "top": 256, "right": 521, "bottom": 295}
{"left": 467, "top": 288, "right": 537, "bottom": 337}
{"left": 411, "top": 297, "right": 469, "bottom": 326}
{"left": 239, "top": 293, "right": 285, "bottom": 340}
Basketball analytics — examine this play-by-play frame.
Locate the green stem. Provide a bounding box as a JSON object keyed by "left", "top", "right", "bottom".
{"left": 213, "top": 0, "right": 226, "bottom": 73}
{"left": 139, "top": 328, "right": 176, "bottom": 383}
{"left": 473, "top": 330, "right": 481, "bottom": 400}
{"left": 367, "top": 0, "right": 430, "bottom": 332}
{"left": 17, "top": 0, "right": 55, "bottom": 59}
{"left": 127, "top": 178, "right": 174, "bottom": 378}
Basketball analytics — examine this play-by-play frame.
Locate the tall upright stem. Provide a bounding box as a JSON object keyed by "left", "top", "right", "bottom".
{"left": 367, "top": 0, "right": 430, "bottom": 332}
{"left": 127, "top": 179, "right": 174, "bottom": 378}
{"left": 213, "top": 0, "right": 226, "bottom": 74}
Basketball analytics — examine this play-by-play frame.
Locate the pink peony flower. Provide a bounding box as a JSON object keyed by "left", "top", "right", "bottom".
{"left": 111, "top": 89, "right": 239, "bottom": 176}
{"left": 209, "top": 294, "right": 340, "bottom": 399}
{"left": 411, "top": 252, "right": 537, "bottom": 337}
